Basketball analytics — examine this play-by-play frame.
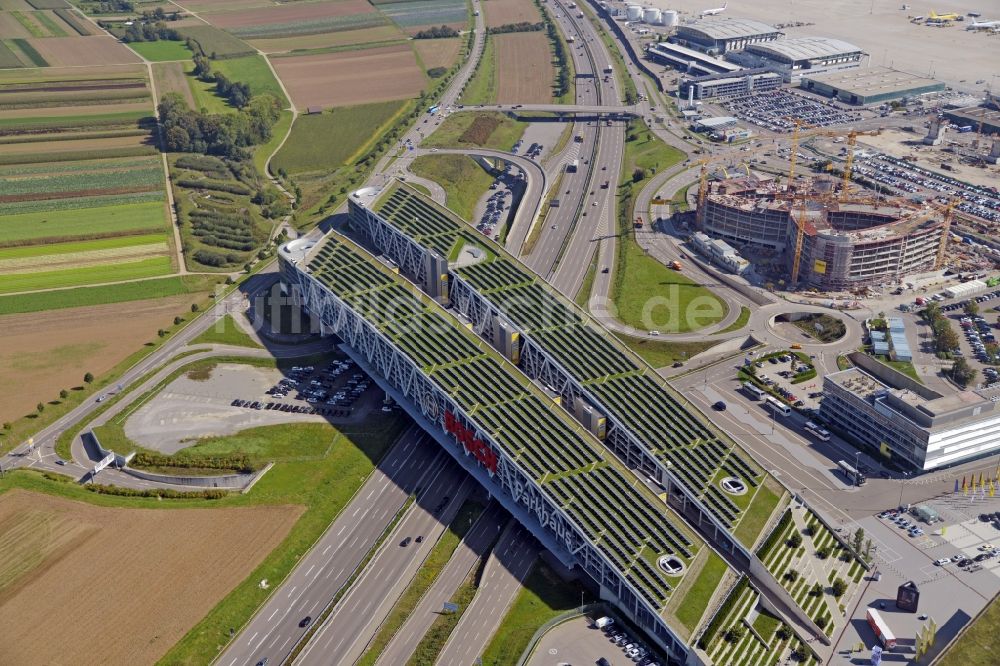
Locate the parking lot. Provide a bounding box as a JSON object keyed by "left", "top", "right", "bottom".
{"left": 744, "top": 351, "right": 824, "bottom": 413}
{"left": 475, "top": 161, "right": 524, "bottom": 240}
{"left": 527, "top": 615, "right": 663, "bottom": 666}
{"left": 937, "top": 291, "right": 1000, "bottom": 386}
{"left": 123, "top": 359, "right": 387, "bottom": 454}
{"left": 853, "top": 152, "right": 1000, "bottom": 225}
{"left": 725, "top": 89, "right": 864, "bottom": 133}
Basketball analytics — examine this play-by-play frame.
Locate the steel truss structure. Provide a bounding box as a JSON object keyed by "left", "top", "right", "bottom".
{"left": 280, "top": 243, "right": 696, "bottom": 663}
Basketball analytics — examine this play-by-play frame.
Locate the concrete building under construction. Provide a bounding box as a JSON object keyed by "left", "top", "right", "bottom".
{"left": 697, "top": 177, "right": 949, "bottom": 290}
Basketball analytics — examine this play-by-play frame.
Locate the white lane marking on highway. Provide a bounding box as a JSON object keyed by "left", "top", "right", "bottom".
{"left": 267, "top": 607, "right": 280, "bottom": 622}
{"left": 353, "top": 506, "right": 361, "bottom": 517}
{"left": 279, "top": 637, "right": 291, "bottom": 652}
{"left": 366, "top": 486, "right": 376, "bottom": 500}
{"left": 322, "top": 545, "right": 331, "bottom": 555}
{"left": 313, "top": 564, "right": 324, "bottom": 579}
{"left": 287, "top": 586, "right": 297, "bottom": 598}
{"left": 305, "top": 564, "right": 315, "bottom": 577}
{"left": 228, "top": 658, "right": 238, "bottom": 666}
{"left": 350, "top": 535, "right": 358, "bottom": 548}
{"left": 337, "top": 525, "right": 346, "bottom": 536}
{"left": 246, "top": 631, "right": 258, "bottom": 646}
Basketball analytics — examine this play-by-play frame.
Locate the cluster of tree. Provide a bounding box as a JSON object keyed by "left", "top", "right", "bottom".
{"left": 487, "top": 21, "right": 543, "bottom": 34}
{"left": 546, "top": 21, "right": 570, "bottom": 97}
{"left": 951, "top": 356, "right": 978, "bottom": 387}
{"left": 414, "top": 25, "right": 459, "bottom": 39}
{"left": 922, "top": 301, "right": 961, "bottom": 354}
{"left": 86, "top": 0, "right": 134, "bottom": 14}
{"left": 121, "top": 19, "right": 178, "bottom": 42}
{"left": 194, "top": 249, "right": 245, "bottom": 267}
{"left": 214, "top": 74, "right": 252, "bottom": 109}
{"left": 159, "top": 92, "right": 281, "bottom": 160}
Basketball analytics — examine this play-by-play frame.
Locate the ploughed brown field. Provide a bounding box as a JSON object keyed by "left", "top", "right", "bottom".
{"left": 0, "top": 489, "right": 302, "bottom": 666}
{"left": 28, "top": 36, "right": 142, "bottom": 67}
{"left": 271, "top": 44, "right": 425, "bottom": 108}
{"left": 493, "top": 32, "right": 554, "bottom": 104}
{"left": 484, "top": 0, "right": 542, "bottom": 27}
{"left": 413, "top": 36, "right": 462, "bottom": 71}
{"left": 0, "top": 296, "right": 196, "bottom": 423}
{"left": 201, "top": 0, "right": 376, "bottom": 28}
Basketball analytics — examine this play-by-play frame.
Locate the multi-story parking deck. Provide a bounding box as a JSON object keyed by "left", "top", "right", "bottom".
{"left": 280, "top": 232, "right": 715, "bottom": 661}
{"left": 350, "top": 182, "right": 785, "bottom": 553}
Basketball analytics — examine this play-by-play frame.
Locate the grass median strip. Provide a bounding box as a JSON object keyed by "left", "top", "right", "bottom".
{"left": 356, "top": 498, "right": 486, "bottom": 666}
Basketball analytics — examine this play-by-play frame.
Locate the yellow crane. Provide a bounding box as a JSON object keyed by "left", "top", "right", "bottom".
{"left": 936, "top": 199, "right": 958, "bottom": 268}
{"left": 789, "top": 192, "right": 810, "bottom": 284}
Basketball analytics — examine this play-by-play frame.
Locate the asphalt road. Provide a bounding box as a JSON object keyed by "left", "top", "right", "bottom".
{"left": 435, "top": 522, "right": 539, "bottom": 666}
{"left": 216, "top": 428, "right": 443, "bottom": 666}
{"left": 294, "top": 462, "right": 473, "bottom": 665}
{"left": 374, "top": 502, "right": 508, "bottom": 666}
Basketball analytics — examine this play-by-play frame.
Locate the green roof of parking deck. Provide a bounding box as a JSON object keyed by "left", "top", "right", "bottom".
{"left": 361, "top": 182, "right": 786, "bottom": 543}
{"left": 303, "top": 232, "right": 707, "bottom": 614}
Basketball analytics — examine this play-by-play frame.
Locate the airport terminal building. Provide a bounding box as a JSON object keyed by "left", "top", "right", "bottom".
{"left": 726, "top": 37, "right": 866, "bottom": 81}
{"left": 672, "top": 18, "right": 781, "bottom": 55}
{"left": 822, "top": 357, "right": 1000, "bottom": 471}
{"left": 802, "top": 66, "right": 945, "bottom": 106}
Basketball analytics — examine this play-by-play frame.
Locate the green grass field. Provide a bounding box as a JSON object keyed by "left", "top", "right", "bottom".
{"left": 213, "top": 55, "right": 288, "bottom": 106}
{"left": 410, "top": 153, "right": 493, "bottom": 222}
{"left": 719, "top": 306, "right": 751, "bottom": 334}
{"left": 0, "top": 200, "right": 166, "bottom": 245}
{"left": 938, "top": 593, "right": 1000, "bottom": 666}
{"left": 191, "top": 314, "right": 262, "bottom": 348}
{"left": 272, "top": 100, "right": 406, "bottom": 174}
{"left": 254, "top": 108, "right": 292, "bottom": 175}
{"left": 177, "top": 25, "right": 255, "bottom": 59}
{"left": 0, "top": 274, "right": 219, "bottom": 315}
{"left": 611, "top": 334, "right": 720, "bottom": 368}
{"left": 458, "top": 34, "right": 496, "bottom": 105}
{"left": 125, "top": 39, "right": 194, "bottom": 62}
{"left": 0, "top": 110, "right": 150, "bottom": 130}
{"left": 674, "top": 552, "right": 727, "bottom": 632}
{"left": 187, "top": 64, "right": 232, "bottom": 115}
{"left": 0, "top": 256, "right": 173, "bottom": 294}
{"left": 480, "top": 561, "right": 594, "bottom": 665}
{"left": 0, "top": 233, "right": 166, "bottom": 260}
{"left": 733, "top": 483, "right": 783, "bottom": 549}
{"left": 423, "top": 111, "right": 525, "bottom": 151}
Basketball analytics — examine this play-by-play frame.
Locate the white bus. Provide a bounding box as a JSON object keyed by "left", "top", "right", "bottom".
{"left": 742, "top": 382, "right": 766, "bottom": 400}
{"left": 765, "top": 396, "right": 791, "bottom": 417}
{"left": 837, "top": 460, "right": 866, "bottom": 486}
{"left": 804, "top": 421, "right": 831, "bottom": 441}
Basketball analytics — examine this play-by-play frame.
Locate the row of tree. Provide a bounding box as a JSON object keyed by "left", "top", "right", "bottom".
{"left": 922, "top": 301, "right": 980, "bottom": 386}
{"left": 121, "top": 20, "right": 179, "bottom": 43}
{"left": 414, "top": 25, "right": 459, "bottom": 39}
{"left": 545, "top": 20, "right": 570, "bottom": 98}
{"left": 487, "top": 21, "right": 543, "bottom": 34}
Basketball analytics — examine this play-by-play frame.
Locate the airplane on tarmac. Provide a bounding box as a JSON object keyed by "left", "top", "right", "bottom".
{"left": 700, "top": 2, "right": 727, "bottom": 16}
{"left": 928, "top": 10, "right": 960, "bottom": 20}
{"left": 967, "top": 18, "right": 1000, "bottom": 29}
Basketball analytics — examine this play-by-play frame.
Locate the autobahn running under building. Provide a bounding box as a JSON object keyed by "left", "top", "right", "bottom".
{"left": 278, "top": 180, "right": 866, "bottom": 664}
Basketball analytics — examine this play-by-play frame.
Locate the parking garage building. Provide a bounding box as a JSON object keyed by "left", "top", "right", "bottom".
{"left": 822, "top": 357, "right": 1000, "bottom": 471}
{"left": 679, "top": 68, "right": 783, "bottom": 100}
{"left": 726, "top": 37, "right": 865, "bottom": 81}
{"left": 672, "top": 18, "right": 781, "bottom": 55}
{"left": 802, "top": 66, "right": 945, "bottom": 105}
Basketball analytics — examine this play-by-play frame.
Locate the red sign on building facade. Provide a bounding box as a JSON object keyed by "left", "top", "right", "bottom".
{"left": 443, "top": 411, "right": 498, "bottom": 474}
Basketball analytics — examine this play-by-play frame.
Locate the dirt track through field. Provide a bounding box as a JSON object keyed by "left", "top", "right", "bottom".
{"left": 0, "top": 490, "right": 302, "bottom": 666}
{"left": 0, "top": 296, "right": 196, "bottom": 422}
{"left": 493, "top": 32, "right": 553, "bottom": 103}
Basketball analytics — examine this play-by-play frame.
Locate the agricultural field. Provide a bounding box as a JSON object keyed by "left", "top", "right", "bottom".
{"left": 377, "top": 0, "right": 467, "bottom": 33}
{"left": 0, "top": 489, "right": 301, "bottom": 666}
{"left": 197, "top": 0, "right": 387, "bottom": 39}
{"left": 273, "top": 100, "right": 406, "bottom": 174}
{"left": 271, "top": 43, "right": 424, "bottom": 109}
{"left": 0, "top": 293, "right": 205, "bottom": 422}
{"left": 176, "top": 24, "right": 255, "bottom": 58}
{"left": 493, "top": 32, "right": 555, "bottom": 103}
{"left": 125, "top": 38, "right": 193, "bottom": 62}
{"left": 151, "top": 60, "right": 196, "bottom": 106}
{"left": 247, "top": 23, "right": 406, "bottom": 54}
{"left": 29, "top": 35, "right": 142, "bottom": 66}
{"left": 483, "top": 0, "right": 542, "bottom": 27}
{"left": 0, "top": 66, "right": 174, "bottom": 294}
{"left": 413, "top": 35, "right": 461, "bottom": 71}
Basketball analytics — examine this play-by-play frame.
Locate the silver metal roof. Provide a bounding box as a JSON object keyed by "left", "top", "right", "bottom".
{"left": 746, "top": 37, "right": 862, "bottom": 62}
{"left": 678, "top": 17, "right": 779, "bottom": 40}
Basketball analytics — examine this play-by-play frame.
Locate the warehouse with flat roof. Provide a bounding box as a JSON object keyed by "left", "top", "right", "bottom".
{"left": 727, "top": 37, "right": 865, "bottom": 80}
{"left": 646, "top": 42, "right": 741, "bottom": 76}
{"left": 802, "top": 66, "right": 945, "bottom": 105}
{"left": 673, "top": 18, "right": 781, "bottom": 54}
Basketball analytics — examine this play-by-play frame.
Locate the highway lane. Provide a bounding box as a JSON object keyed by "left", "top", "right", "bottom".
{"left": 295, "top": 464, "right": 473, "bottom": 665}
{"left": 374, "top": 501, "right": 507, "bottom": 666}
{"left": 435, "top": 522, "right": 539, "bottom": 666}
{"left": 216, "top": 429, "right": 444, "bottom": 666}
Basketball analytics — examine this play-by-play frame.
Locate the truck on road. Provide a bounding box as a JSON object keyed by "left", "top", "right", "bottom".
{"left": 566, "top": 159, "right": 579, "bottom": 172}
